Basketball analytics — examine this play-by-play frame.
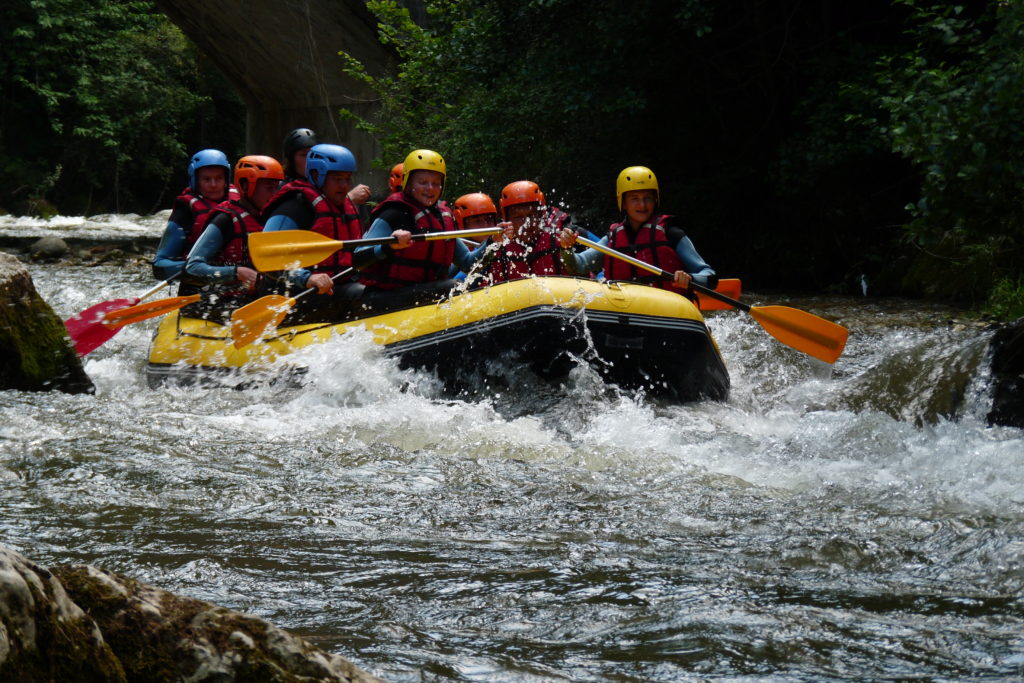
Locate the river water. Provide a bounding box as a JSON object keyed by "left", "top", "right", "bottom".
{"left": 1, "top": 215, "right": 1023, "bottom": 681}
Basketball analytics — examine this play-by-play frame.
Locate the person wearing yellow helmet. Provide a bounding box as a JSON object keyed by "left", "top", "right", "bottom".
{"left": 354, "top": 149, "right": 489, "bottom": 311}
{"left": 559, "top": 166, "right": 717, "bottom": 296}
{"left": 181, "top": 155, "right": 285, "bottom": 321}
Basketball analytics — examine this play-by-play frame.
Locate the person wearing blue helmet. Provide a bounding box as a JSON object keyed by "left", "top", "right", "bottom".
{"left": 262, "top": 143, "right": 367, "bottom": 322}
{"left": 152, "top": 148, "right": 238, "bottom": 281}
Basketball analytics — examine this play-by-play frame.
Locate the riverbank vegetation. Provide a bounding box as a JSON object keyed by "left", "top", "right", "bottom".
{"left": 3, "top": 0, "right": 1022, "bottom": 315}
{"left": 0, "top": 0, "right": 243, "bottom": 217}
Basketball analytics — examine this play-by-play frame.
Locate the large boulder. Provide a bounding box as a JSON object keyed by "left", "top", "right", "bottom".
{"left": 0, "top": 251, "right": 94, "bottom": 394}
{"left": 53, "top": 563, "right": 386, "bottom": 682}
{"left": 987, "top": 316, "right": 1024, "bottom": 428}
{"left": 0, "top": 547, "right": 126, "bottom": 681}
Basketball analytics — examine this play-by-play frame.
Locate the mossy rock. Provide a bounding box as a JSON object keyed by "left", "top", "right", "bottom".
{"left": 53, "top": 564, "right": 387, "bottom": 682}
{"left": 0, "top": 548, "right": 126, "bottom": 682}
{"left": 0, "top": 252, "right": 94, "bottom": 394}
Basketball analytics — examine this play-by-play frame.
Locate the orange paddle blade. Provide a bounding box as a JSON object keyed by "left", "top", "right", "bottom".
{"left": 697, "top": 279, "right": 741, "bottom": 311}
{"left": 249, "top": 230, "right": 343, "bottom": 271}
{"left": 230, "top": 295, "right": 297, "bottom": 348}
{"left": 102, "top": 295, "right": 200, "bottom": 329}
{"left": 749, "top": 305, "right": 848, "bottom": 364}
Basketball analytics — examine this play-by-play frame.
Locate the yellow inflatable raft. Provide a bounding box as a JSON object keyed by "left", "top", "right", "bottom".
{"left": 146, "top": 276, "right": 729, "bottom": 401}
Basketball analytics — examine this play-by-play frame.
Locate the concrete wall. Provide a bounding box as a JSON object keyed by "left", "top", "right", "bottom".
{"left": 153, "top": 0, "right": 404, "bottom": 186}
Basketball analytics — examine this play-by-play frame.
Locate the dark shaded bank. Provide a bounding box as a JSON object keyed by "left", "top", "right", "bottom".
{"left": 988, "top": 317, "right": 1024, "bottom": 428}
{"left": 0, "top": 546, "right": 386, "bottom": 682}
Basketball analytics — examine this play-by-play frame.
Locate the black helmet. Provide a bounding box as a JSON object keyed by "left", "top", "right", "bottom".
{"left": 283, "top": 128, "right": 319, "bottom": 160}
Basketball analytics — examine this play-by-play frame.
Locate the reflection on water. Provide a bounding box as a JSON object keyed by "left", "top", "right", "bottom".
{"left": 1, "top": 249, "right": 1022, "bottom": 681}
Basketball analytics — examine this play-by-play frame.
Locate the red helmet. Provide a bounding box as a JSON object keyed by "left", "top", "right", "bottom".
{"left": 499, "top": 180, "right": 545, "bottom": 218}
{"left": 234, "top": 155, "right": 284, "bottom": 200}
{"left": 453, "top": 193, "right": 498, "bottom": 229}
{"left": 389, "top": 163, "right": 404, "bottom": 193}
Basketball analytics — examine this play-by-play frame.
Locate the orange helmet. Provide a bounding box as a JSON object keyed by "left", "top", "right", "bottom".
{"left": 453, "top": 193, "right": 498, "bottom": 229}
{"left": 234, "top": 155, "right": 284, "bottom": 200}
{"left": 499, "top": 180, "right": 545, "bottom": 218}
{"left": 388, "top": 163, "right": 404, "bottom": 193}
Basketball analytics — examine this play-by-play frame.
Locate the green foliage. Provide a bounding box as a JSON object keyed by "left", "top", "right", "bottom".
{"left": 854, "top": 1, "right": 1024, "bottom": 300}
{"left": 340, "top": 0, "right": 713, "bottom": 226}
{"left": 0, "top": 0, "right": 244, "bottom": 215}
{"left": 984, "top": 275, "right": 1024, "bottom": 321}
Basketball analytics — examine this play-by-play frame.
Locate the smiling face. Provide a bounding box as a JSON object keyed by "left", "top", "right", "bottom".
{"left": 622, "top": 189, "right": 657, "bottom": 228}
{"left": 196, "top": 167, "right": 227, "bottom": 201}
{"left": 407, "top": 170, "right": 444, "bottom": 206}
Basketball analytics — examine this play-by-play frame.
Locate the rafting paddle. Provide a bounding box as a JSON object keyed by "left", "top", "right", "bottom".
{"left": 576, "top": 236, "right": 849, "bottom": 363}
{"left": 64, "top": 275, "right": 197, "bottom": 356}
{"left": 249, "top": 227, "right": 502, "bottom": 271}
{"left": 229, "top": 268, "right": 355, "bottom": 348}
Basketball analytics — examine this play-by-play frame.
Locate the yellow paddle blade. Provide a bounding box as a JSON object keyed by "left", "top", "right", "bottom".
{"left": 249, "top": 230, "right": 343, "bottom": 271}
{"left": 102, "top": 294, "right": 201, "bottom": 329}
{"left": 749, "top": 305, "right": 849, "bottom": 364}
{"left": 230, "top": 295, "right": 297, "bottom": 348}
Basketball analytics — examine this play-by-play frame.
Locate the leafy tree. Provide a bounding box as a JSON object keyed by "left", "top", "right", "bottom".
{"left": 852, "top": 1, "right": 1024, "bottom": 302}
{"left": 0, "top": 0, "right": 244, "bottom": 215}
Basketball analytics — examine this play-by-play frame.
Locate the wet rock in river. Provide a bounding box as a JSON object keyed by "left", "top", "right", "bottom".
{"left": 53, "top": 563, "right": 386, "bottom": 682}
{"left": 0, "top": 545, "right": 386, "bottom": 682}
{"left": 0, "top": 547, "right": 126, "bottom": 681}
{"left": 0, "top": 251, "right": 94, "bottom": 394}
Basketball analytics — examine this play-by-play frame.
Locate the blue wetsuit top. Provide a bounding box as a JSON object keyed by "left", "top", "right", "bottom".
{"left": 570, "top": 224, "right": 716, "bottom": 287}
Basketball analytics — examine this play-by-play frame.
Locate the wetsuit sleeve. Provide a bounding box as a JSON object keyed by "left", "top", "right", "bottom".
{"left": 569, "top": 235, "right": 607, "bottom": 275}
{"left": 152, "top": 203, "right": 194, "bottom": 279}
{"left": 674, "top": 236, "right": 717, "bottom": 288}
{"left": 452, "top": 236, "right": 487, "bottom": 273}
{"left": 184, "top": 215, "right": 238, "bottom": 284}
{"left": 665, "top": 223, "right": 717, "bottom": 288}
{"left": 263, "top": 197, "right": 314, "bottom": 232}
{"left": 263, "top": 196, "right": 318, "bottom": 287}
{"left": 352, "top": 207, "right": 412, "bottom": 269}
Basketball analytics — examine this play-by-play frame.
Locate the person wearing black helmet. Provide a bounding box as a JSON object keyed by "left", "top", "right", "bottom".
{"left": 283, "top": 127, "right": 371, "bottom": 206}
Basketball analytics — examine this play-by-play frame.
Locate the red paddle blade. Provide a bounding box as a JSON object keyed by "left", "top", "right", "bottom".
{"left": 64, "top": 297, "right": 140, "bottom": 356}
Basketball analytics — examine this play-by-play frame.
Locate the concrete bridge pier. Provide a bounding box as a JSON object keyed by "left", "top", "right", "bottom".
{"left": 153, "top": 0, "right": 405, "bottom": 189}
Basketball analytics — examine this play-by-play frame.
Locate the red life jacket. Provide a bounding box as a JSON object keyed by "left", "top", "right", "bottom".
{"left": 176, "top": 185, "right": 241, "bottom": 252}
{"left": 360, "top": 192, "right": 457, "bottom": 289}
{"left": 486, "top": 231, "right": 566, "bottom": 284}
{"left": 264, "top": 179, "right": 363, "bottom": 274}
{"left": 604, "top": 214, "right": 684, "bottom": 291}
{"left": 205, "top": 198, "right": 263, "bottom": 267}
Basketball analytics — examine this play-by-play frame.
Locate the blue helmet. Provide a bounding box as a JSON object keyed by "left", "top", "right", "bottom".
{"left": 187, "top": 149, "right": 231, "bottom": 194}
{"left": 305, "top": 144, "right": 357, "bottom": 189}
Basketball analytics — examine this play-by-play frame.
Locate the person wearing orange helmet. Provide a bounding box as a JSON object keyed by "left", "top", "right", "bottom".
{"left": 475, "top": 180, "right": 581, "bottom": 285}
{"left": 153, "top": 148, "right": 240, "bottom": 281}
{"left": 355, "top": 149, "right": 489, "bottom": 311}
{"left": 560, "top": 166, "right": 717, "bottom": 296}
{"left": 181, "top": 155, "right": 285, "bottom": 320}
{"left": 388, "top": 163, "right": 404, "bottom": 194}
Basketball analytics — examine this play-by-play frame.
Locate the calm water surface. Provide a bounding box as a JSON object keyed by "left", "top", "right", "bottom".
{"left": 1, "top": 214, "right": 1022, "bottom": 681}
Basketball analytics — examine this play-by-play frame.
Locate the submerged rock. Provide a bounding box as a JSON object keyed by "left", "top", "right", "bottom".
{"left": 0, "top": 251, "right": 94, "bottom": 394}
{"left": 987, "top": 316, "right": 1024, "bottom": 428}
{"left": 0, "top": 546, "right": 386, "bottom": 682}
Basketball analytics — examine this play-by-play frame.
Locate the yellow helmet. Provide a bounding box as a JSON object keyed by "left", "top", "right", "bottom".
{"left": 402, "top": 149, "right": 446, "bottom": 191}
{"left": 616, "top": 166, "right": 659, "bottom": 210}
